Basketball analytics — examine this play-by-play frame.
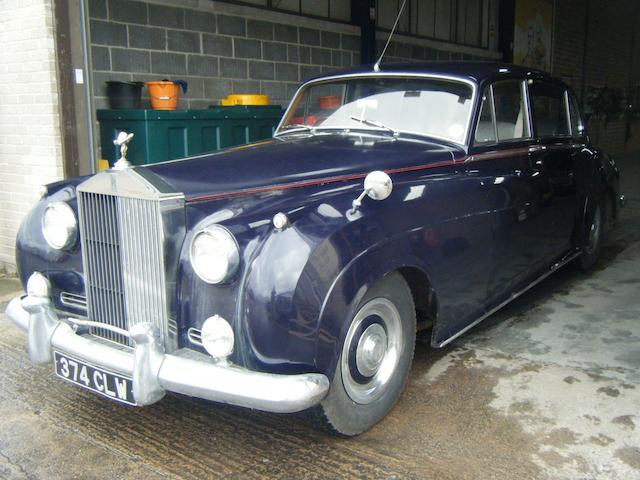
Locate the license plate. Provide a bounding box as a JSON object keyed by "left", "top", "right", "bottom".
{"left": 54, "top": 351, "right": 136, "bottom": 406}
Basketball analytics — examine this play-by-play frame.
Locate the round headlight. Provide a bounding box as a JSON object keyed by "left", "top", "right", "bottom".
{"left": 190, "top": 225, "right": 240, "bottom": 284}
{"left": 42, "top": 202, "right": 77, "bottom": 250}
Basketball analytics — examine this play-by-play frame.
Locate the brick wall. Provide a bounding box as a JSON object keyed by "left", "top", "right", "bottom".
{"left": 552, "top": 0, "right": 640, "bottom": 154}
{"left": 0, "top": 0, "right": 64, "bottom": 273}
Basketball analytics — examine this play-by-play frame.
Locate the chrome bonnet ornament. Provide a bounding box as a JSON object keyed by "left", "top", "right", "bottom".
{"left": 113, "top": 131, "right": 134, "bottom": 170}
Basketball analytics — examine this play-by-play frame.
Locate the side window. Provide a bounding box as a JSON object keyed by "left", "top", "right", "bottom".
{"left": 529, "top": 81, "right": 570, "bottom": 137}
{"left": 474, "top": 89, "right": 496, "bottom": 144}
{"left": 492, "top": 80, "right": 530, "bottom": 141}
{"left": 568, "top": 92, "right": 585, "bottom": 137}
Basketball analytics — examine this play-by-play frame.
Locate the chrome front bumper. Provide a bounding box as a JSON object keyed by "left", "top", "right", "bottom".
{"left": 5, "top": 289, "right": 329, "bottom": 413}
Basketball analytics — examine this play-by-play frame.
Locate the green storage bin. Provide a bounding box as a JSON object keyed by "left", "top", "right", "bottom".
{"left": 97, "top": 106, "right": 283, "bottom": 166}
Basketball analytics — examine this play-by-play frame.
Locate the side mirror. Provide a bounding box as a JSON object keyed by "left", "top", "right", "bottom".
{"left": 364, "top": 170, "right": 393, "bottom": 201}
{"left": 350, "top": 171, "right": 393, "bottom": 214}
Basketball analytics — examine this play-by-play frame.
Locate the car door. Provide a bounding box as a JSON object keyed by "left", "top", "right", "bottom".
{"left": 469, "top": 79, "right": 554, "bottom": 305}
{"left": 526, "top": 80, "right": 579, "bottom": 259}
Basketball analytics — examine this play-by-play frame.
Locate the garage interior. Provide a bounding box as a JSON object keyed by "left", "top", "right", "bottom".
{"left": 1, "top": 0, "right": 640, "bottom": 478}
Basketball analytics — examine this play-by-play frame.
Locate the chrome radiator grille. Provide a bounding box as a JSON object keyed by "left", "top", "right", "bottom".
{"left": 78, "top": 192, "right": 168, "bottom": 346}
{"left": 76, "top": 169, "right": 184, "bottom": 351}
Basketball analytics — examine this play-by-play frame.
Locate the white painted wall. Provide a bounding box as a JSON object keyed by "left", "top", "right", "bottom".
{"left": 0, "top": 0, "right": 64, "bottom": 273}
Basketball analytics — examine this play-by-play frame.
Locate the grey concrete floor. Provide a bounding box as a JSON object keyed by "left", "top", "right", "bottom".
{"left": 1, "top": 153, "right": 640, "bottom": 479}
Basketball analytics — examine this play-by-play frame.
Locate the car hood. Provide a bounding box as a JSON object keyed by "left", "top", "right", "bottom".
{"left": 144, "top": 133, "right": 464, "bottom": 202}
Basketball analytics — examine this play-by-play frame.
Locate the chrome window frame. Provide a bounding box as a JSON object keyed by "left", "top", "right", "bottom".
{"left": 275, "top": 72, "right": 478, "bottom": 147}
{"left": 471, "top": 79, "right": 533, "bottom": 148}
{"left": 527, "top": 79, "right": 573, "bottom": 140}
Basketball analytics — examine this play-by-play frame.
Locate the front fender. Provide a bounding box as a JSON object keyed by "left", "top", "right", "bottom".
{"left": 313, "top": 236, "right": 432, "bottom": 377}
{"left": 241, "top": 198, "right": 437, "bottom": 378}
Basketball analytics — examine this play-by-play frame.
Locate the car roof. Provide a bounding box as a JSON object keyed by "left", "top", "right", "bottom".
{"left": 306, "top": 61, "right": 564, "bottom": 87}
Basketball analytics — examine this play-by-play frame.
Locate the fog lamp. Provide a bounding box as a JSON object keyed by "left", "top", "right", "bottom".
{"left": 201, "top": 315, "right": 234, "bottom": 360}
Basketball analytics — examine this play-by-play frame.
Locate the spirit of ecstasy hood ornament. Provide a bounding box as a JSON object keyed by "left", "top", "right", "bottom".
{"left": 113, "top": 131, "right": 134, "bottom": 170}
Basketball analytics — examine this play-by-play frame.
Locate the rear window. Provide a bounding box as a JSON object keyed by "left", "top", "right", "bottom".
{"left": 529, "top": 81, "right": 570, "bottom": 137}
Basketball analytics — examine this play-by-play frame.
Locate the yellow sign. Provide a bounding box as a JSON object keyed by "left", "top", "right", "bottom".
{"left": 514, "top": 0, "right": 553, "bottom": 71}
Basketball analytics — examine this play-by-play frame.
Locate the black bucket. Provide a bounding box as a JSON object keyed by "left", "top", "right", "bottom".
{"left": 106, "top": 81, "right": 144, "bottom": 109}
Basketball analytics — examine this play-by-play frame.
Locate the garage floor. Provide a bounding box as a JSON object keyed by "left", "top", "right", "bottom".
{"left": 1, "top": 153, "right": 639, "bottom": 480}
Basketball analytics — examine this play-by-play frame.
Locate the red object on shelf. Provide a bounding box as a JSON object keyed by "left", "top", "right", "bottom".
{"left": 319, "top": 95, "right": 341, "bottom": 110}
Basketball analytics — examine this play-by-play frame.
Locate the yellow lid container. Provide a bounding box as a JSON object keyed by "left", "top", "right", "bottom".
{"left": 221, "top": 94, "right": 270, "bottom": 106}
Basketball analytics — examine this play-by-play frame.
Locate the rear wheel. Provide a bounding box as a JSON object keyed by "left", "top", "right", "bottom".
{"left": 306, "top": 272, "right": 416, "bottom": 436}
{"left": 580, "top": 201, "right": 604, "bottom": 271}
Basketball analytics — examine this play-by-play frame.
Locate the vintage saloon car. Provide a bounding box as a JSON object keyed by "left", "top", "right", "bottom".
{"left": 6, "top": 63, "right": 622, "bottom": 436}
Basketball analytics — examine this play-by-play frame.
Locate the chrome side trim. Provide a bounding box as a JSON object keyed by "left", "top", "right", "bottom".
{"left": 5, "top": 274, "right": 330, "bottom": 413}
{"left": 437, "top": 251, "right": 582, "bottom": 347}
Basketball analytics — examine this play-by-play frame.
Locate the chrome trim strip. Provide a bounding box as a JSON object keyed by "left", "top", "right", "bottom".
{"left": 275, "top": 72, "right": 478, "bottom": 147}
{"left": 66, "top": 317, "right": 131, "bottom": 338}
{"left": 187, "top": 327, "right": 203, "bottom": 346}
{"left": 59, "top": 292, "right": 87, "bottom": 310}
{"left": 437, "top": 251, "right": 582, "bottom": 347}
{"left": 4, "top": 280, "right": 330, "bottom": 413}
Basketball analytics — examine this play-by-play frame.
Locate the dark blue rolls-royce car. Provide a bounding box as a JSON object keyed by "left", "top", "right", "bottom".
{"left": 6, "top": 63, "right": 623, "bottom": 436}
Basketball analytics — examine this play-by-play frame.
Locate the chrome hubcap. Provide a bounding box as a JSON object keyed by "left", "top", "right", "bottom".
{"left": 341, "top": 297, "right": 403, "bottom": 404}
{"left": 356, "top": 323, "right": 387, "bottom": 377}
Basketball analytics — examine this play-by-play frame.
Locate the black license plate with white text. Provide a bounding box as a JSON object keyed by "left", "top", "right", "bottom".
{"left": 54, "top": 351, "right": 136, "bottom": 405}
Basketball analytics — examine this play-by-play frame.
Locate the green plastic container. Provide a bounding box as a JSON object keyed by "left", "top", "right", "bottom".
{"left": 97, "top": 106, "right": 283, "bottom": 166}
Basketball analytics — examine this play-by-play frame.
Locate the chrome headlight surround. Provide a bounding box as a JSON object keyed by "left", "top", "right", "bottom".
{"left": 189, "top": 225, "right": 240, "bottom": 284}
{"left": 41, "top": 202, "right": 78, "bottom": 250}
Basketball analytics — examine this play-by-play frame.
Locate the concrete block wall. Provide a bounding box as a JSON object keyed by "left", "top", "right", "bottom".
{"left": 0, "top": 0, "right": 64, "bottom": 273}
{"left": 88, "top": 0, "right": 361, "bottom": 110}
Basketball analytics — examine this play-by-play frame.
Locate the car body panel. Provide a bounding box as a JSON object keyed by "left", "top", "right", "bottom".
{"left": 13, "top": 63, "right": 622, "bottom": 384}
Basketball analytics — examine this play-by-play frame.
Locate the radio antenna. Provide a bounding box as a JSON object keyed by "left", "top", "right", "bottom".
{"left": 374, "top": 0, "right": 408, "bottom": 72}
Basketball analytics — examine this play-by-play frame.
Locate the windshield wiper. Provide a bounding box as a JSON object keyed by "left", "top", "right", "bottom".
{"left": 280, "top": 123, "right": 315, "bottom": 133}
{"left": 349, "top": 116, "right": 399, "bottom": 137}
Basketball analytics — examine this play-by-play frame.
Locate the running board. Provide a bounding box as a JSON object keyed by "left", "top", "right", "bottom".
{"left": 437, "top": 251, "right": 582, "bottom": 348}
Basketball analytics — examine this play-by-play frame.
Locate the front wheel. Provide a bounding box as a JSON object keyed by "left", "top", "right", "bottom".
{"left": 306, "top": 272, "right": 416, "bottom": 436}
{"left": 580, "top": 201, "right": 604, "bottom": 271}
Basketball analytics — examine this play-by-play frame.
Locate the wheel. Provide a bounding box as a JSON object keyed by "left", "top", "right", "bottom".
{"left": 579, "top": 200, "right": 604, "bottom": 271}
{"left": 306, "top": 272, "right": 416, "bottom": 436}
{"left": 603, "top": 192, "right": 616, "bottom": 234}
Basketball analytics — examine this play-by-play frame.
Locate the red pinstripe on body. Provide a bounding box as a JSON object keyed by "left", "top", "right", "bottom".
{"left": 185, "top": 144, "right": 577, "bottom": 203}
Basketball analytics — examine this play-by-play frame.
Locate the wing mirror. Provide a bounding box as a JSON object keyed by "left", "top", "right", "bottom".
{"left": 349, "top": 171, "right": 393, "bottom": 215}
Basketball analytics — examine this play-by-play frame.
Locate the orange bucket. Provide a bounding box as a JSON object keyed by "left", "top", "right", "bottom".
{"left": 319, "top": 95, "right": 341, "bottom": 110}
{"left": 145, "top": 81, "right": 180, "bottom": 110}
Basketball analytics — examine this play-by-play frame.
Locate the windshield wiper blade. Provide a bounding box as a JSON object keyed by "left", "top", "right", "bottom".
{"left": 349, "top": 116, "right": 399, "bottom": 137}
{"left": 281, "top": 123, "right": 315, "bottom": 132}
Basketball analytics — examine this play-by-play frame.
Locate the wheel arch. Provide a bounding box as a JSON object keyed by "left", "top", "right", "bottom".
{"left": 314, "top": 239, "right": 439, "bottom": 378}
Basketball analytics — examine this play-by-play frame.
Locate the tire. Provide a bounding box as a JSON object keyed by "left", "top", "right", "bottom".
{"left": 579, "top": 200, "right": 604, "bottom": 271}
{"left": 306, "top": 272, "right": 416, "bottom": 436}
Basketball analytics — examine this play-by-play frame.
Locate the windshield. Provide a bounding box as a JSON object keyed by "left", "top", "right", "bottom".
{"left": 278, "top": 76, "right": 474, "bottom": 144}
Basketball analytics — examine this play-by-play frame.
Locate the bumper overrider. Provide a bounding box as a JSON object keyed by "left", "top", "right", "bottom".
{"left": 5, "top": 272, "right": 329, "bottom": 413}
